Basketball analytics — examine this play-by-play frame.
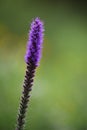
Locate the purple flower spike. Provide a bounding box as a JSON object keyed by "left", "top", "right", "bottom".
{"left": 15, "top": 18, "right": 44, "bottom": 130}
{"left": 25, "top": 18, "right": 44, "bottom": 66}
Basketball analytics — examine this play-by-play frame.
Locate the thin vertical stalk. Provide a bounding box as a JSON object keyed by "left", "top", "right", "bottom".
{"left": 16, "top": 61, "right": 36, "bottom": 130}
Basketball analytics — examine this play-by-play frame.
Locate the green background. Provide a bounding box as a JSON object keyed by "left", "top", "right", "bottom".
{"left": 0, "top": 1, "right": 87, "bottom": 130}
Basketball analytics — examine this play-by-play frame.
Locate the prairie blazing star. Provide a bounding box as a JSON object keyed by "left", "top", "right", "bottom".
{"left": 15, "top": 18, "right": 44, "bottom": 130}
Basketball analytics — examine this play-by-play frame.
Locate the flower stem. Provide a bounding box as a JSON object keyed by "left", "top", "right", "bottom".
{"left": 15, "top": 61, "right": 36, "bottom": 130}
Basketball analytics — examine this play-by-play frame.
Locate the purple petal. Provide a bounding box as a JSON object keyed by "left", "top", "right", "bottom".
{"left": 25, "top": 17, "right": 44, "bottom": 66}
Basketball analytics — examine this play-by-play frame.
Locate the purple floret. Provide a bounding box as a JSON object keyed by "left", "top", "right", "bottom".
{"left": 25, "top": 18, "right": 44, "bottom": 66}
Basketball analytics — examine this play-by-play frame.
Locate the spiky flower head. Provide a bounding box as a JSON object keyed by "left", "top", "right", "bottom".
{"left": 25, "top": 17, "right": 44, "bottom": 66}
{"left": 15, "top": 18, "right": 44, "bottom": 130}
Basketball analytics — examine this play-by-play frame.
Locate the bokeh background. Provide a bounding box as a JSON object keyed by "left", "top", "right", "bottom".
{"left": 0, "top": 1, "right": 87, "bottom": 130}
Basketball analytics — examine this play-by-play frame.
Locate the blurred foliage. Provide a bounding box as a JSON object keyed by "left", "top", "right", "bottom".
{"left": 0, "top": 1, "right": 87, "bottom": 130}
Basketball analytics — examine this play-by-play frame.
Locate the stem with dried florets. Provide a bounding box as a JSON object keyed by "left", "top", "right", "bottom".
{"left": 16, "top": 60, "right": 36, "bottom": 130}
